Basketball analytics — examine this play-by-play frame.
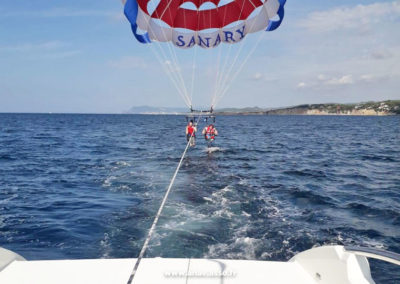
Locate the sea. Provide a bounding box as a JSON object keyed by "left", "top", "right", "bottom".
{"left": 0, "top": 113, "right": 399, "bottom": 282}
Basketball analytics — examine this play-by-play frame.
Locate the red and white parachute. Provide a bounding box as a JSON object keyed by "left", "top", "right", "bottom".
{"left": 124, "top": 0, "right": 285, "bottom": 49}
{"left": 123, "top": 0, "right": 286, "bottom": 109}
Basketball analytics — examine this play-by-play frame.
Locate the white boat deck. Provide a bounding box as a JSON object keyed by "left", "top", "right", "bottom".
{"left": 0, "top": 246, "right": 377, "bottom": 284}
{"left": 0, "top": 258, "right": 316, "bottom": 284}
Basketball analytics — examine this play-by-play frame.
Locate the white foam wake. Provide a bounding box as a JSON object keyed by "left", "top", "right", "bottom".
{"left": 205, "top": 147, "right": 222, "bottom": 153}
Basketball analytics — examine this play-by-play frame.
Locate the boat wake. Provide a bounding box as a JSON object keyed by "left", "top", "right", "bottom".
{"left": 205, "top": 147, "right": 222, "bottom": 153}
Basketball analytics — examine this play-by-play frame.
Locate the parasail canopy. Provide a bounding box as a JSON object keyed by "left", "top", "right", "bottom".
{"left": 124, "top": 0, "right": 286, "bottom": 49}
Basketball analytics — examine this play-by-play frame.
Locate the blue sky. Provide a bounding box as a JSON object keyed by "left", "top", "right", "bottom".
{"left": 0, "top": 0, "right": 399, "bottom": 113}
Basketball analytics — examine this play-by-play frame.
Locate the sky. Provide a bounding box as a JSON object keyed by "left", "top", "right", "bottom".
{"left": 0, "top": 0, "right": 399, "bottom": 113}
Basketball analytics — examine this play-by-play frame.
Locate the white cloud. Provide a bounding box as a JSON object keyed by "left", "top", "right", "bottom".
{"left": 2, "top": 9, "right": 121, "bottom": 19}
{"left": 296, "top": 74, "right": 353, "bottom": 89}
{"left": 286, "top": 2, "right": 399, "bottom": 103}
{"left": 0, "top": 41, "right": 81, "bottom": 60}
{"left": 0, "top": 41, "right": 65, "bottom": 52}
{"left": 37, "top": 50, "right": 82, "bottom": 59}
{"left": 300, "top": 1, "right": 400, "bottom": 33}
{"left": 326, "top": 75, "right": 354, "bottom": 86}
{"left": 249, "top": 72, "right": 279, "bottom": 82}
{"left": 108, "top": 56, "right": 148, "bottom": 69}
{"left": 296, "top": 72, "right": 395, "bottom": 91}
{"left": 359, "top": 74, "right": 391, "bottom": 83}
{"left": 252, "top": 72, "right": 263, "bottom": 80}
{"left": 297, "top": 82, "right": 306, "bottom": 89}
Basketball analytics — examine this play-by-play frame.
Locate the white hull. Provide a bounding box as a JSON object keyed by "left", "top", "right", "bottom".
{"left": 3, "top": 245, "right": 398, "bottom": 284}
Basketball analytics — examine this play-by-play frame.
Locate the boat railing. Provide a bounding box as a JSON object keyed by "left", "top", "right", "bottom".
{"left": 344, "top": 246, "right": 400, "bottom": 266}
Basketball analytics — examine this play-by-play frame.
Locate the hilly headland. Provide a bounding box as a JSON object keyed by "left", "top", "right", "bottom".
{"left": 216, "top": 100, "right": 400, "bottom": 116}
{"left": 127, "top": 100, "right": 400, "bottom": 115}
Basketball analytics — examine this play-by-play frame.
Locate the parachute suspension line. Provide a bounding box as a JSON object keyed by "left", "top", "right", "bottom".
{"left": 149, "top": 44, "right": 191, "bottom": 107}
{"left": 149, "top": 44, "right": 190, "bottom": 107}
{"left": 211, "top": 1, "right": 236, "bottom": 107}
{"left": 214, "top": 31, "right": 267, "bottom": 107}
{"left": 140, "top": 0, "right": 191, "bottom": 107}
{"left": 159, "top": 41, "right": 189, "bottom": 104}
{"left": 166, "top": 41, "right": 191, "bottom": 104}
{"left": 155, "top": 0, "right": 192, "bottom": 106}
{"left": 217, "top": 21, "right": 267, "bottom": 103}
{"left": 213, "top": 10, "right": 269, "bottom": 108}
{"left": 151, "top": 40, "right": 186, "bottom": 98}
{"left": 213, "top": 41, "right": 233, "bottom": 107}
{"left": 190, "top": 45, "right": 198, "bottom": 106}
{"left": 211, "top": 38, "right": 223, "bottom": 108}
{"left": 148, "top": 16, "right": 192, "bottom": 106}
{"left": 151, "top": 39, "right": 183, "bottom": 90}
{"left": 212, "top": 48, "right": 233, "bottom": 107}
{"left": 126, "top": 115, "right": 202, "bottom": 284}
{"left": 211, "top": 0, "right": 249, "bottom": 107}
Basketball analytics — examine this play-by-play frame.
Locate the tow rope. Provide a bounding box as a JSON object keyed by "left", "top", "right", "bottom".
{"left": 126, "top": 116, "right": 202, "bottom": 284}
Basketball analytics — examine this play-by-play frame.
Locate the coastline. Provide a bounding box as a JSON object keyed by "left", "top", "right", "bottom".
{"left": 126, "top": 100, "right": 400, "bottom": 116}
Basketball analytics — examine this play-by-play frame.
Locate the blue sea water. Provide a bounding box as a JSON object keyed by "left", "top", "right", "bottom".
{"left": 0, "top": 113, "right": 399, "bottom": 282}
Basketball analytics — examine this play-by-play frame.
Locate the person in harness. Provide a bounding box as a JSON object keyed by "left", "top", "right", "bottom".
{"left": 186, "top": 120, "right": 197, "bottom": 147}
{"left": 202, "top": 124, "right": 218, "bottom": 146}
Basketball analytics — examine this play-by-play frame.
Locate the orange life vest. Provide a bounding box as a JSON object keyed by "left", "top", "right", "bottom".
{"left": 205, "top": 126, "right": 215, "bottom": 140}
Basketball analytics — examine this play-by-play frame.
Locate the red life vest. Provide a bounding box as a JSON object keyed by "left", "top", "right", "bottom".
{"left": 205, "top": 126, "right": 215, "bottom": 140}
{"left": 187, "top": 125, "right": 195, "bottom": 135}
